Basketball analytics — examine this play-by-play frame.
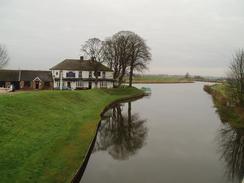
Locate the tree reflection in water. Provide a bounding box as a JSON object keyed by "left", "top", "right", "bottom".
{"left": 94, "top": 102, "right": 148, "bottom": 160}
{"left": 216, "top": 124, "right": 244, "bottom": 183}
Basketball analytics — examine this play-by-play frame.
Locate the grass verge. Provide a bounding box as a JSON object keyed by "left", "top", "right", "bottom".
{"left": 204, "top": 84, "right": 244, "bottom": 128}
{"left": 0, "top": 87, "right": 144, "bottom": 183}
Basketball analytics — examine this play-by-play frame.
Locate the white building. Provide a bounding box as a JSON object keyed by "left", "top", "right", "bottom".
{"left": 50, "top": 56, "right": 114, "bottom": 89}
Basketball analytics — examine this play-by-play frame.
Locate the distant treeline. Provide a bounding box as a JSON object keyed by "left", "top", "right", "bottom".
{"left": 125, "top": 74, "right": 225, "bottom": 83}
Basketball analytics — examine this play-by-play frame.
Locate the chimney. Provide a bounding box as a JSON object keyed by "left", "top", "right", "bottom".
{"left": 80, "top": 56, "right": 84, "bottom": 60}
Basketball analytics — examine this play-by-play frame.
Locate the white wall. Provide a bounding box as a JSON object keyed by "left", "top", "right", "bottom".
{"left": 107, "top": 81, "right": 113, "bottom": 88}
{"left": 54, "top": 80, "right": 113, "bottom": 89}
{"left": 52, "top": 70, "right": 113, "bottom": 79}
{"left": 82, "top": 71, "right": 90, "bottom": 78}
{"left": 105, "top": 72, "right": 113, "bottom": 79}
{"left": 52, "top": 70, "right": 59, "bottom": 78}
{"left": 52, "top": 69, "right": 114, "bottom": 89}
{"left": 54, "top": 81, "right": 58, "bottom": 88}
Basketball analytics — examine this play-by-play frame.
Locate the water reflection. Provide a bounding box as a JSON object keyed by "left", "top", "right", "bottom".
{"left": 94, "top": 102, "right": 148, "bottom": 160}
{"left": 212, "top": 96, "right": 244, "bottom": 182}
{"left": 216, "top": 124, "right": 244, "bottom": 183}
{"left": 81, "top": 83, "right": 240, "bottom": 183}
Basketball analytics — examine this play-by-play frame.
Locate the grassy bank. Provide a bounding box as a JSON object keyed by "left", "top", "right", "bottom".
{"left": 204, "top": 84, "right": 244, "bottom": 128}
{"left": 0, "top": 87, "right": 144, "bottom": 183}
{"left": 125, "top": 75, "right": 193, "bottom": 84}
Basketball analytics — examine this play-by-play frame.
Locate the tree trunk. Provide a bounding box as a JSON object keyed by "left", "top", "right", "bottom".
{"left": 95, "top": 76, "right": 98, "bottom": 88}
{"left": 118, "top": 75, "right": 123, "bottom": 87}
{"left": 240, "top": 82, "right": 244, "bottom": 107}
{"left": 128, "top": 102, "right": 132, "bottom": 138}
{"left": 128, "top": 102, "right": 131, "bottom": 123}
{"left": 129, "top": 64, "right": 133, "bottom": 87}
{"left": 118, "top": 68, "right": 126, "bottom": 86}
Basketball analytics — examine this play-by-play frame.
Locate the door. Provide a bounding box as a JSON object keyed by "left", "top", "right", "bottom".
{"left": 88, "top": 82, "right": 92, "bottom": 89}
{"left": 67, "top": 81, "right": 71, "bottom": 88}
{"left": 35, "top": 81, "right": 39, "bottom": 89}
{"left": 11, "top": 81, "right": 20, "bottom": 90}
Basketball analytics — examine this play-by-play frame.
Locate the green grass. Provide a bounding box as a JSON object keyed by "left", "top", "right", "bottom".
{"left": 210, "top": 84, "right": 228, "bottom": 97}
{"left": 0, "top": 87, "right": 143, "bottom": 183}
{"left": 125, "top": 75, "right": 193, "bottom": 83}
{"left": 204, "top": 84, "right": 244, "bottom": 128}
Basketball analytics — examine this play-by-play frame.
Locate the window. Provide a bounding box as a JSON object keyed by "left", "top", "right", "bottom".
{"left": 100, "top": 81, "right": 107, "bottom": 88}
{"left": 56, "top": 81, "right": 64, "bottom": 87}
{"left": 89, "top": 71, "right": 92, "bottom": 78}
{"left": 76, "top": 81, "right": 84, "bottom": 87}
{"left": 56, "top": 72, "right": 59, "bottom": 76}
{"left": 93, "top": 71, "right": 101, "bottom": 77}
{"left": 102, "top": 71, "right": 106, "bottom": 78}
{"left": 24, "top": 81, "right": 31, "bottom": 87}
{"left": 79, "top": 71, "right": 82, "bottom": 78}
{"left": 66, "top": 71, "right": 76, "bottom": 78}
{"left": 44, "top": 82, "right": 50, "bottom": 87}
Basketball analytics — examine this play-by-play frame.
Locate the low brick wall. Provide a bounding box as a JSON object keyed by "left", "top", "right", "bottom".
{"left": 0, "top": 88, "right": 9, "bottom": 93}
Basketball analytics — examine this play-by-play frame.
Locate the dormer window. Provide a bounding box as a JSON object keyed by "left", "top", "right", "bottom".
{"left": 66, "top": 71, "right": 76, "bottom": 78}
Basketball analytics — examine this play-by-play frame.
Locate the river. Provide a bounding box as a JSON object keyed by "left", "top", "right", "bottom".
{"left": 80, "top": 82, "right": 244, "bottom": 183}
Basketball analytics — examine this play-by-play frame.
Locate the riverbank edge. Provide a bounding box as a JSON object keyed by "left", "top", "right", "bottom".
{"left": 203, "top": 84, "right": 244, "bottom": 128}
{"left": 71, "top": 92, "right": 146, "bottom": 183}
{"left": 203, "top": 85, "right": 228, "bottom": 105}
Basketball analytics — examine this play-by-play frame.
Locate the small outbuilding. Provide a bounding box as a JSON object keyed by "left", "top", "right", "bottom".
{"left": 0, "top": 70, "right": 53, "bottom": 90}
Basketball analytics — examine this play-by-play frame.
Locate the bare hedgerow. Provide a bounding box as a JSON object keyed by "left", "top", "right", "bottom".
{"left": 227, "top": 49, "right": 244, "bottom": 107}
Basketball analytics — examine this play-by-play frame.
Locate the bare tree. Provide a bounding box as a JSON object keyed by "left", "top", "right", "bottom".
{"left": 185, "top": 72, "right": 190, "bottom": 79}
{"left": 128, "top": 33, "right": 151, "bottom": 87}
{"left": 0, "top": 45, "right": 9, "bottom": 68}
{"left": 102, "top": 32, "right": 131, "bottom": 86}
{"left": 227, "top": 49, "right": 244, "bottom": 107}
{"left": 102, "top": 38, "right": 120, "bottom": 80}
{"left": 83, "top": 32, "right": 151, "bottom": 87}
{"left": 112, "top": 31, "right": 134, "bottom": 86}
{"left": 103, "top": 31, "right": 151, "bottom": 87}
{"left": 81, "top": 38, "right": 104, "bottom": 88}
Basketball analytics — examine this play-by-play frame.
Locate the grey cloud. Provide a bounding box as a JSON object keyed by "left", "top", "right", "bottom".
{"left": 0, "top": 0, "right": 243, "bottom": 76}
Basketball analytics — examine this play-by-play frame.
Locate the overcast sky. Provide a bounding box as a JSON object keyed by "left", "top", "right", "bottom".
{"left": 0, "top": 0, "right": 243, "bottom": 76}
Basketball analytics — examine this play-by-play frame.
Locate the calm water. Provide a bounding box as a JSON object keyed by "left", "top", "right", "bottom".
{"left": 80, "top": 83, "right": 244, "bottom": 183}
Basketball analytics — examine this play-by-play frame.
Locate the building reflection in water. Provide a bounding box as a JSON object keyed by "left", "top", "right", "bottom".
{"left": 216, "top": 123, "right": 244, "bottom": 183}
{"left": 93, "top": 102, "right": 148, "bottom": 160}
